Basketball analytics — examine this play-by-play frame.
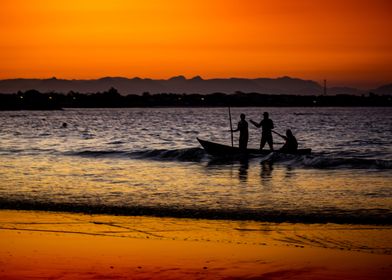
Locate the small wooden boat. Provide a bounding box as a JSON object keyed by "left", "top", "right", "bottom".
{"left": 197, "top": 138, "right": 311, "bottom": 156}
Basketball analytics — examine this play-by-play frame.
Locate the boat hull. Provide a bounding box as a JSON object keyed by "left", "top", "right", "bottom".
{"left": 197, "top": 138, "right": 311, "bottom": 156}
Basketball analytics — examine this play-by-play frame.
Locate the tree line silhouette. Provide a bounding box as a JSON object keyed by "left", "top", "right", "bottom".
{"left": 0, "top": 88, "right": 390, "bottom": 110}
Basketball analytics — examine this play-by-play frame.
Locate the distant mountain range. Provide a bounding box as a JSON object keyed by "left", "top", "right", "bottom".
{"left": 0, "top": 76, "right": 390, "bottom": 95}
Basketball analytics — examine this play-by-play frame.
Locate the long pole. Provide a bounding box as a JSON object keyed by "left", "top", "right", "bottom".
{"left": 228, "top": 107, "right": 234, "bottom": 147}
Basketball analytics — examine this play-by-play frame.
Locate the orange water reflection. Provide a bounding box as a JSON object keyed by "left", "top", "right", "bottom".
{"left": 0, "top": 155, "right": 391, "bottom": 224}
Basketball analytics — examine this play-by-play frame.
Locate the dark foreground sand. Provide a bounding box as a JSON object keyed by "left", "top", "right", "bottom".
{"left": 0, "top": 210, "right": 391, "bottom": 279}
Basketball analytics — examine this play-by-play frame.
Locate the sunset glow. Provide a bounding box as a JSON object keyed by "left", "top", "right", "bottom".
{"left": 1, "top": 0, "right": 391, "bottom": 88}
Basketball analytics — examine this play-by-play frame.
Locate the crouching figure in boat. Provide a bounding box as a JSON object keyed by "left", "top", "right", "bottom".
{"left": 272, "top": 129, "right": 298, "bottom": 153}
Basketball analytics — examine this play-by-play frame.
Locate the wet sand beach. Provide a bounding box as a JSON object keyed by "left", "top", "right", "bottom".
{"left": 1, "top": 210, "right": 391, "bottom": 280}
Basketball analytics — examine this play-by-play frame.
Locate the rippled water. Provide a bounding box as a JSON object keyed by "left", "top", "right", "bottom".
{"left": 0, "top": 107, "right": 391, "bottom": 224}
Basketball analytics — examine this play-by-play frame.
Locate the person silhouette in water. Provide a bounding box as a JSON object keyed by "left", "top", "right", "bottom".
{"left": 273, "top": 129, "right": 298, "bottom": 153}
{"left": 250, "top": 112, "right": 274, "bottom": 151}
{"left": 231, "top": 113, "right": 249, "bottom": 150}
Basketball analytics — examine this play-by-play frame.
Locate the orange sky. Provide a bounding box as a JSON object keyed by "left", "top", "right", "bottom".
{"left": 0, "top": 0, "right": 391, "bottom": 88}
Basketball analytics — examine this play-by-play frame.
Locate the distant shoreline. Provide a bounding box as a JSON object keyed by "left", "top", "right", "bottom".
{"left": 1, "top": 89, "right": 391, "bottom": 110}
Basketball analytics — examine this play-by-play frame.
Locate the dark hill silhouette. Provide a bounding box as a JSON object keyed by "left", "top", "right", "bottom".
{"left": 371, "top": 83, "right": 392, "bottom": 95}
{"left": 0, "top": 76, "right": 323, "bottom": 95}
{"left": 0, "top": 76, "right": 390, "bottom": 96}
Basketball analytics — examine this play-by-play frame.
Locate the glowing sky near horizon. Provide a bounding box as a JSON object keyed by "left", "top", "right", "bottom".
{"left": 0, "top": 0, "right": 391, "bottom": 88}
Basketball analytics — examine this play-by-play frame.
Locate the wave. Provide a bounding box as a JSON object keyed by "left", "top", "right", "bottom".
{"left": 66, "top": 148, "right": 392, "bottom": 169}
{"left": 131, "top": 147, "right": 206, "bottom": 161}
{"left": 3, "top": 145, "right": 391, "bottom": 169}
{"left": 68, "top": 147, "right": 206, "bottom": 162}
{"left": 69, "top": 150, "right": 129, "bottom": 157}
{"left": 0, "top": 199, "right": 390, "bottom": 225}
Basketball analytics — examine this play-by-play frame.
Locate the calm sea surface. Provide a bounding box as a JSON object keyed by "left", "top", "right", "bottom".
{"left": 0, "top": 107, "right": 391, "bottom": 224}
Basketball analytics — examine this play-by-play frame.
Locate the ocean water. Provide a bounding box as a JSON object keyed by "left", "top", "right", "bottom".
{"left": 0, "top": 107, "right": 391, "bottom": 224}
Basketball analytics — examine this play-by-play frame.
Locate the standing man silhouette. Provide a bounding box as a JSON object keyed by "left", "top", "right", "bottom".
{"left": 250, "top": 112, "right": 274, "bottom": 151}
{"left": 231, "top": 113, "right": 249, "bottom": 151}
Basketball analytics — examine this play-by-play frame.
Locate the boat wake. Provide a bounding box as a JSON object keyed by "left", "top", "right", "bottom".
{"left": 264, "top": 153, "right": 392, "bottom": 170}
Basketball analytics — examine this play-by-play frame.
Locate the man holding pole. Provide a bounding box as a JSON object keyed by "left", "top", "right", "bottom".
{"left": 231, "top": 113, "right": 249, "bottom": 151}
{"left": 250, "top": 112, "right": 274, "bottom": 151}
